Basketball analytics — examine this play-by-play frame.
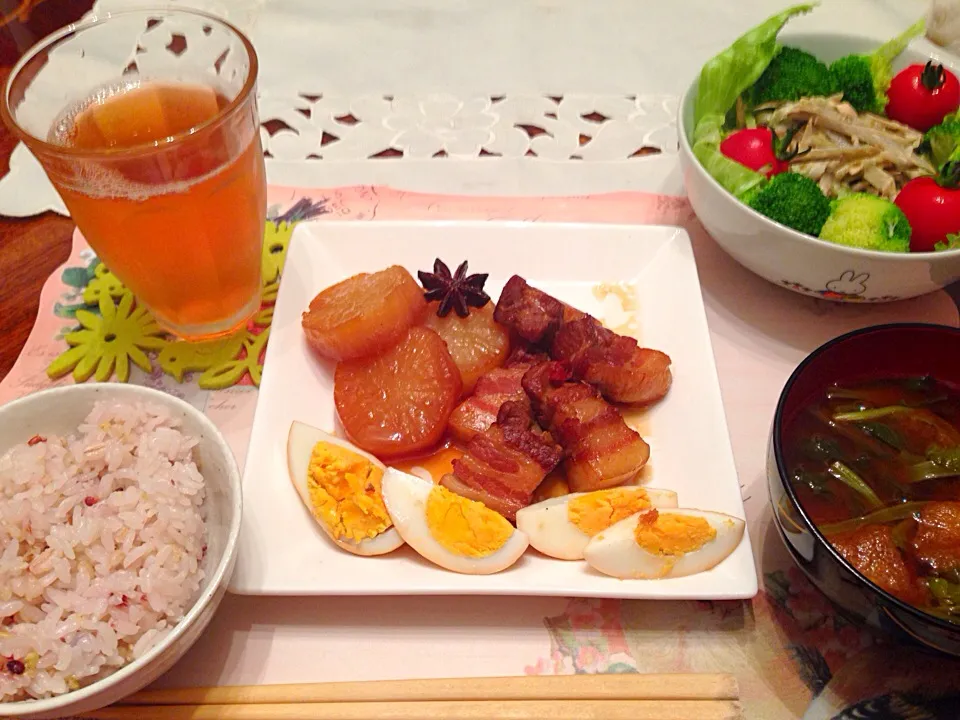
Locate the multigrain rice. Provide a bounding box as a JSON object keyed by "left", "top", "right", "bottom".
{"left": 0, "top": 400, "right": 206, "bottom": 701}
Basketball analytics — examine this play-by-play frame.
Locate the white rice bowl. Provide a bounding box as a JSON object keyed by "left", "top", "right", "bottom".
{"left": 0, "top": 400, "right": 207, "bottom": 702}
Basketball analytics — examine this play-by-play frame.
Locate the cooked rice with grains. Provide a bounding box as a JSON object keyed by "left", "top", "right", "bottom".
{"left": 0, "top": 400, "right": 206, "bottom": 701}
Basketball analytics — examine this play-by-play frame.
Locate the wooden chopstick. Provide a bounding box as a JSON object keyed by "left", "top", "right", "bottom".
{"left": 121, "top": 673, "right": 738, "bottom": 705}
{"left": 81, "top": 674, "right": 742, "bottom": 720}
{"left": 85, "top": 698, "right": 743, "bottom": 720}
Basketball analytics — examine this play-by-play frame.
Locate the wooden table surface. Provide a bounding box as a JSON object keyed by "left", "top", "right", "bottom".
{"left": 0, "top": 0, "right": 95, "bottom": 381}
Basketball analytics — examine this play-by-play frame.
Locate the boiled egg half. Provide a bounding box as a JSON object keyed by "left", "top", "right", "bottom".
{"left": 516, "top": 486, "right": 678, "bottom": 560}
{"left": 583, "top": 507, "right": 745, "bottom": 579}
{"left": 381, "top": 468, "right": 529, "bottom": 574}
{"left": 287, "top": 421, "right": 404, "bottom": 556}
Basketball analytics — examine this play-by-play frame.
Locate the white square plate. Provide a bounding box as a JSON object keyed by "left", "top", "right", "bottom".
{"left": 230, "top": 221, "right": 757, "bottom": 599}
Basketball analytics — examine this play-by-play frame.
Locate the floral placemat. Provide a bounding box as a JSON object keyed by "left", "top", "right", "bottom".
{"left": 44, "top": 197, "right": 329, "bottom": 388}
{"left": 4, "top": 185, "right": 960, "bottom": 720}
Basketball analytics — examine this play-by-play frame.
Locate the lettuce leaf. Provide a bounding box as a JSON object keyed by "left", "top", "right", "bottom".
{"left": 867, "top": 17, "right": 926, "bottom": 111}
{"left": 692, "top": 3, "right": 816, "bottom": 199}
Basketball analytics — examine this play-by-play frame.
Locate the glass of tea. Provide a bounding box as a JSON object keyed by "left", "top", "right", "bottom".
{"left": 1, "top": 8, "right": 266, "bottom": 340}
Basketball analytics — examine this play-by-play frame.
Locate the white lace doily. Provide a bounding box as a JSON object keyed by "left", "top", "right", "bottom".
{"left": 259, "top": 93, "right": 677, "bottom": 162}
{"left": 0, "top": 90, "right": 682, "bottom": 216}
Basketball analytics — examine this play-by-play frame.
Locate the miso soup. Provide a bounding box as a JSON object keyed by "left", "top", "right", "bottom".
{"left": 783, "top": 376, "right": 960, "bottom": 622}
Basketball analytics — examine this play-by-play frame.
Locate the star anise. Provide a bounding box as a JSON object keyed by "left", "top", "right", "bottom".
{"left": 418, "top": 259, "right": 490, "bottom": 318}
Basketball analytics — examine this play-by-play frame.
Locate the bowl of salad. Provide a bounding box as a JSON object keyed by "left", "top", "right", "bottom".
{"left": 679, "top": 3, "right": 960, "bottom": 303}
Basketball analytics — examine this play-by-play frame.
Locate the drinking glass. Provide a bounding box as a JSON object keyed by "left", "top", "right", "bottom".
{"left": 1, "top": 8, "right": 267, "bottom": 340}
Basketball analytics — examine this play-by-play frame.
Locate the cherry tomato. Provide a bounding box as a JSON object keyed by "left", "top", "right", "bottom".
{"left": 886, "top": 62, "right": 960, "bottom": 132}
{"left": 894, "top": 172, "right": 960, "bottom": 252}
{"left": 720, "top": 127, "right": 788, "bottom": 178}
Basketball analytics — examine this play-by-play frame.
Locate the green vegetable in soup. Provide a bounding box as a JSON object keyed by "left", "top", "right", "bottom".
{"left": 807, "top": 406, "right": 896, "bottom": 460}
{"left": 827, "top": 460, "right": 883, "bottom": 509}
{"left": 909, "top": 462, "right": 951, "bottom": 483}
{"left": 796, "top": 434, "right": 842, "bottom": 463}
{"left": 858, "top": 421, "right": 904, "bottom": 451}
{"left": 748, "top": 171, "right": 831, "bottom": 235}
{"left": 833, "top": 406, "right": 911, "bottom": 422}
{"left": 927, "top": 577, "right": 960, "bottom": 606}
{"left": 909, "top": 446, "right": 960, "bottom": 483}
{"left": 927, "top": 446, "right": 960, "bottom": 471}
{"left": 828, "top": 18, "right": 926, "bottom": 114}
{"left": 748, "top": 46, "right": 838, "bottom": 105}
{"left": 835, "top": 406, "right": 960, "bottom": 452}
{"left": 819, "top": 501, "right": 928, "bottom": 536}
{"left": 942, "top": 568, "right": 960, "bottom": 585}
{"left": 817, "top": 194, "right": 911, "bottom": 252}
{"left": 792, "top": 466, "right": 830, "bottom": 495}
{"left": 692, "top": 3, "right": 816, "bottom": 199}
{"left": 890, "top": 518, "right": 913, "bottom": 549}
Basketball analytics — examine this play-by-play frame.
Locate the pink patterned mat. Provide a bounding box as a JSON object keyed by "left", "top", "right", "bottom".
{"left": 5, "top": 185, "right": 960, "bottom": 720}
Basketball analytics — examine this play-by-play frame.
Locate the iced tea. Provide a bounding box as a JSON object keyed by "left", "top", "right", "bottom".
{"left": 1, "top": 9, "right": 266, "bottom": 340}
{"left": 50, "top": 81, "right": 265, "bottom": 338}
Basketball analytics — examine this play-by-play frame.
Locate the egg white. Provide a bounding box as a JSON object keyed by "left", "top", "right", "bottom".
{"left": 287, "top": 420, "right": 404, "bottom": 556}
{"left": 583, "top": 508, "right": 745, "bottom": 579}
{"left": 516, "top": 487, "right": 679, "bottom": 560}
{"left": 381, "top": 468, "right": 529, "bottom": 574}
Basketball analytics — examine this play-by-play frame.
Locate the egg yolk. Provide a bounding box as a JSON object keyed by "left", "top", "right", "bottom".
{"left": 633, "top": 510, "right": 716, "bottom": 556}
{"left": 424, "top": 485, "right": 513, "bottom": 558}
{"left": 306, "top": 441, "right": 392, "bottom": 542}
{"left": 567, "top": 488, "right": 651, "bottom": 537}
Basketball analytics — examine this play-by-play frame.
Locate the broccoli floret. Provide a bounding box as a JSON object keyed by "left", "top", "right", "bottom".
{"left": 829, "top": 18, "right": 925, "bottom": 113}
{"left": 748, "top": 46, "right": 837, "bottom": 105}
{"left": 818, "top": 194, "right": 911, "bottom": 252}
{"left": 829, "top": 56, "right": 878, "bottom": 113}
{"left": 748, "top": 172, "right": 831, "bottom": 236}
{"left": 921, "top": 111, "right": 960, "bottom": 168}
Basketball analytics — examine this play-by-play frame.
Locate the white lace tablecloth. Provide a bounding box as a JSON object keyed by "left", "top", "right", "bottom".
{"left": 0, "top": 0, "right": 938, "bottom": 214}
